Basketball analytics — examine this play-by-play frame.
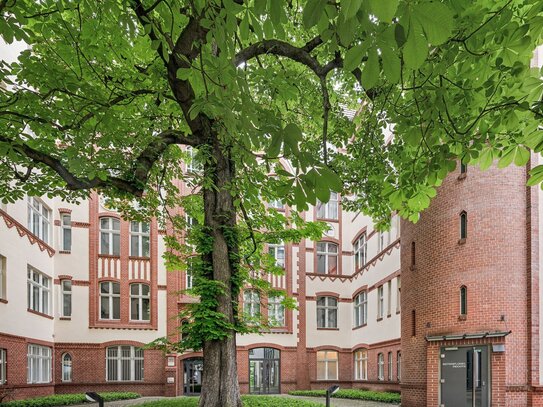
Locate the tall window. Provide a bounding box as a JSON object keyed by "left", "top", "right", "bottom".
{"left": 27, "top": 197, "right": 51, "bottom": 243}
{"left": 27, "top": 267, "right": 50, "bottom": 315}
{"left": 387, "top": 281, "right": 392, "bottom": 316}
{"left": 397, "top": 351, "right": 401, "bottom": 381}
{"left": 354, "top": 291, "right": 367, "bottom": 327}
{"left": 377, "top": 286, "right": 384, "bottom": 319}
{"left": 100, "top": 281, "right": 120, "bottom": 320}
{"left": 316, "top": 242, "right": 338, "bottom": 274}
{"left": 27, "top": 344, "right": 51, "bottom": 384}
{"left": 316, "top": 350, "right": 338, "bottom": 380}
{"left": 354, "top": 349, "right": 367, "bottom": 380}
{"left": 130, "top": 283, "right": 150, "bottom": 321}
{"left": 62, "top": 353, "right": 72, "bottom": 382}
{"left": 0, "top": 349, "right": 6, "bottom": 384}
{"left": 377, "top": 353, "right": 384, "bottom": 381}
{"left": 61, "top": 280, "right": 72, "bottom": 317}
{"left": 106, "top": 346, "right": 144, "bottom": 381}
{"left": 186, "top": 147, "right": 202, "bottom": 172}
{"left": 268, "top": 295, "right": 285, "bottom": 327}
{"left": 411, "top": 241, "right": 416, "bottom": 268}
{"left": 460, "top": 211, "right": 467, "bottom": 239}
{"left": 268, "top": 243, "right": 285, "bottom": 268}
{"left": 378, "top": 229, "right": 391, "bottom": 252}
{"left": 388, "top": 352, "right": 393, "bottom": 381}
{"left": 317, "top": 296, "right": 338, "bottom": 328}
{"left": 412, "top": 309, "right": 416, "bottom": 337}
{"left": 396, "top": 277, "right": 401, "bottom": 313}
{"left": 353, "top": 234, "right": 367, "bottom": 271}
{"left": 100, "top": 217, "right": 120, "bottom": 256}
{"left": 61, "top": 214, "right": 72, "bottom": 251}
{"left": 186, "top": 257, "right": 195, "bottom": 289}
{"left": 0, "top": 255, "right": 6, "bottom": 301}
{"left": 460, "top": 286, "right": 467, "bottom": 315}
{"left": 243, "top": 290, "right": 261, "bottom": 321}
{"left": 130, "top": 222, "right": 150, "bottom": 257}
{"left": 316, "top": 192, "right": 339, "bottom": 220}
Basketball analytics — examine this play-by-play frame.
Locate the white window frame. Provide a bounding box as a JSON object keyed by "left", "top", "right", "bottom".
{"left": 27, "top": 267, "right": 51, "bottom": 315}
{"left": 268, "top": 295, "right": 285, "bottom": 327}
{"left": 353, "top": 234, "right": 367, "bottom": 271}
{"left": 0, "top": 348, "right": 6, "bottom": 385}
{"left": 99, "top": 281, "right": 120, "bottom": 320}
{"left": 60, "top": 214, "right": 72, "bottom": 251}
{"left": 27, "top": 197, "right": 51, "bottom": 243}
{"left": 100, "top": 217, "right": 120, "bottom": 256}
{"left": 61, "top": 280, "right": 72, "bottom": 317}
{"left": 0, "top": 255, "right": 6, "bottom": 300}
{"left": 377, "top": 286, "right": 384, "bottom": 319}
{"left": 268, "top": 243, "right": 285, "bottom": 268}
{"left": 354, "top": 291, "right": 367, "bottom": 327}
{"left": 316, "top": 350, "right": 338, "bottom": 380}
{"left": 316, "top": 242, "right": 338, "bottom": 274}
{"left": 106, "top": 346, "right": 144, "bottom": 382}
{"left": 61, "top": 353, "right": 72, "bottom": 382}
{"left": 186, "top": 257, "right": 195, "bottom": 289}
{"left": 130, "top": 221, "right": 150, "bottom": 257}
{"left": 387, "top": 280, "right": 392, "bottom": 316}
{"left": 27, "top": 344, "right": 51, "bottom": 384}
{"left": 186, "top": 147, "right": 202, "bottom": 172}
{"left": 317, "top": 296, "right": 338, "bottom": 328}
{"left": 378, "top": 353, "right": 384, "bottom": 381}
{"left": 354, "top": 349, "right": 367, "bottom": 380}
{"left": 388, "top": 351, "right": 393, "bottom": 381}
{"left": 130, "top": 283, "right": 150, "bottom": 321}
{"left": 243, "top": 290, "right": 261, "bottom": 321}
{"left": 316, "top": 192, "right": 339, "bottom": 220}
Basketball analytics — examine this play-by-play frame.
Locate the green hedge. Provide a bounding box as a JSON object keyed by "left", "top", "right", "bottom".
{"left": 289, "top": 389, "right": 401, "bottom": 403}
{"left": 139, "top": 396, "right": 323, "bottom": 407}
{"left": 2, "top": 392, "right": 140, "bottom": 406}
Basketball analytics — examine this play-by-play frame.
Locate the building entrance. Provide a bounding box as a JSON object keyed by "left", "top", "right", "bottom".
{"left": 440, "top": 346, "right": 490, "bottom": 407}
{"left": 183, "top": 358, "right": 203, "bottom": 395}
{"left": 249, "top": 348, "right": 280, "bottom": 394}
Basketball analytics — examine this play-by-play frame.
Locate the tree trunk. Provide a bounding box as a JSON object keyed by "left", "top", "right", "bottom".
{"left": 198, "top": 136, "right": 243, "bottom": 407}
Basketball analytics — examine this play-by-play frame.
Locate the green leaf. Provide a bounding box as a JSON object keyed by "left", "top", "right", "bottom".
{"left": 176, "top": 68, "right": 192, "bottom": 80}
{"left": 527, "top": 165, "right": 543, "bottom": 186}
{"left": 303, "top": 0, "right": 328, "bottom": 28}
{"left": 478, "top": 148, "right": 494, "bottom": 171}
{"left": 413, "top": 2, "right": 454, "bottom": 45}
{"left": 239, "top": 13, "right": 250, "bottom": 41}
{"left": 368, "top": 0, "right": 399, "bottom": 22}
{"left": 343, "top": 0, "right": 363, "bottom": 20}
{"left": 498, "top": 146, "right": 515, "bottom": 168}
{"left": 403, "top": 20, "right": 427, "bottom": 70}
{"left": 270, "top": 0, "right": 282, "bottom": 25}
{"left": 514, "top": 146, "right": 530, "bottom": 166}
{"left": 381, "top": 45, "right": 401, "bottom": 83}
{"left": 361, "top": 47, "right": 379, "bottom": 89}
{"left": 344, "top": 44, "right": 366, "bottom": 72}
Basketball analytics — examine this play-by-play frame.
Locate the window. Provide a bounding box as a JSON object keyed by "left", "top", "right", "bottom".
{"left": 354, "top": 349, "right": 367, "bottom": 380}
{"left": 130, "top": 222, "right": 150, "bottom": 257}
{"left": 100, "top": 281, "right": 120, "bottom": 320}
{"left": 243, "top": 290, "right": 261, "bottom": 321}
{"left": 186, "top": 257, "right": 195, "bottom": 289}
{"left": 61, "top": 214, "right": 72, "bottom": 251}
{"left": 268, "top": 199, "right": 284, "bottom": 210}
{"left": 316, "top": 192, "right": 339, "bottom": 220}
{"left": 62, "top": 353, "right": 72, "bottom": 382}
{"left": 378, "top": 229, "right": 391, "bottom": 252}
{"left": 353, "top": 234, "right": 367, "bottom": 271}
{"left": 27, "top": 344, "right": 51, "bottom": 384}
{"left": 0, "top": 349, "right": 5, "bottom": 384}
{"left": 460, "top": 286, "right": 467, "bottom": 315}
{"left": 354, "top": 291, "right": 367, "bottom": 327}
{"left": 316, "top": 351, "right": 338, "bottom": 380}
{"left": 106, "top": 346, "right": 144, "bottom": 381}
{"left": 412, "top": 309, "right": 416, "bottom": 337}
{"left": 460, "top": 211, "right": 467, "bottom": 239}
{"left": 100, "top": 217, "right": 120, "bottom": 256}
{"left": 268, "top": 243, "right": 285, "bottom": 268}
{"left": 317, "top": 296, "right": 338, "bottom": 328}
{"left": 316, "top": 242, "right": 338, "bottom": 274}
{"left": 27, "top": 197, "right": 51, "bottom": 243}
{"left": 397, "top": 351, "right": 401, "bottom": 381}
{"left": 0, "top": 255, "right": 6, "bottom": 300}
{"left": 377, "top": 286, "right": 384, "bottom": 319}
{"left": 411, "top": 241, "right": 416, "bottom": 268}
{"left": 27, "top": 267, "right": 50, "bottom": 315}
{"left": 388, "top": 352, "right": 393, "bottom": 381}
{"left": 268, "top": 295, "right": 285, "bottom": 327}
{"left": 186, "top": 147, "right": 202, "bottom": 172}
{"left": 396, "top": 277, "right": 401, "bottom": 313}
{"left": 130, "top": 283, "right": 150, "bottom": 321}
{"left": 377, "top": 353, "right": 384, "bottom": 381}
{"left": 61, "top": 280, "right": 72, "bottom": 317}
{"left": 387, "top": 281, "right": 392, "bottom": 317}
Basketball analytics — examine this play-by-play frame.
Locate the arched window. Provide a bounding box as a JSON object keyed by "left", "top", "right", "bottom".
{"left": 353, "top": 234, "right": 367, "bottom": 271}
{"left": 130, "top": 283, "right": 150, "bottom": 321}
{"left": 354, "top": 349, "right": 367, "bottom": 380}
{"left": 353, "top": 291, "right": 367, "bottom": 327}
{"left": 268, "top": 295, "right": 285, "bottom": 327}
{"left": 317, "top": 350, "right": 338, "bottom": 380}
{"left": 316, "top": 242, "right": 338, "bottom": 274}
{"left": 460, "top": 211, "right": 467, "bottom": 239}
{"left": 130, "top": 222, "right": 150, "bottom": 257}
{"left": 100, "top": 281, "right": 120, "bottom": 320}
{"left": 460, "top": 286, "right": 467, "bottom": 315}
{"left": 243, "top": 290, "right": 261, "bottom": 322}
{"left": 317, "top": 296, "right": 338, "bottom": 328}
{"left": 61, "top": 353, "right": 72, "bottom": 382}
{"left": 100, "top": 217, "right": 120, "bottom": 255}
{"left": 316, "top": 192, "right": 339, "bottom": 220}
{"left": 377, "top": 353, "right": 384, "bottom": 380}
{"left": 106, "top": 346, "right": 144, "bottom": 381}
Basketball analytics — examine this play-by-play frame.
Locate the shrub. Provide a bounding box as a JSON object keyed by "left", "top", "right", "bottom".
{"left": 139, "top": 395, "right": 323, "bottom": 407}
{"left": 288, "top": 389, "right": 401, "bottom": 403}
{"left": 2, "top": 392, "right": 140, "bottom": 406}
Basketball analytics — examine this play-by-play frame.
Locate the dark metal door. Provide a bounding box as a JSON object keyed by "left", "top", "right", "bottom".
{"left": 183, "top": 358, "right": 203, "bottom": 395}
{"left": 249, "top": 348, "right": 280, "bottom": 394}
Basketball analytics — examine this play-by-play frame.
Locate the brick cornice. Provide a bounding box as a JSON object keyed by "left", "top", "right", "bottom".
{"left": 0, "top": 209, "right": 55, "bottom": 257}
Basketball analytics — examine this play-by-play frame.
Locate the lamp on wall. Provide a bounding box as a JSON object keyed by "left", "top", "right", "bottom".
{"left": 326, "top": 385, "right": 340, "bottom": 407}
{"left": 85, "top": 392, "right": 104, "bottom": 407}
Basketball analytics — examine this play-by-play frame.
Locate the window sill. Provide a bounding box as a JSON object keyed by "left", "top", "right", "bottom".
{"left": 458, "top": 238, "right": 466, "bottom": 245}
{"left": 396, "top": 310, "right": 401, "bottom": 315}
{"left": 317, "top": 327, "right": 339, "bottom": 331}
{"left": 129, "top": 256, "right": 151, "bottom": 260}
{"left": 59, "top": 317, "right": 71, "bottom": 321}
{"left": 387, "top": 313, "right": 392, "bottom": 318}
{"left": 58, "top": 250, "right": 71, "bottom": 254}
{"left": 376, "top": 317, "right": 383, "bottom": 322}
{"left": 27, "top": 308, "right": 54, "bottom": 320}
{"left": 0, "top": 299, "right": 7, "bottom": 304}
{"left": 458, "top": 314, "right": 467, "bottom": 321}
{"left": 98, "top": 254, "right": 121, "bottom": 259}
{"left": 316, "top": 379, "right": 340, "bottom": 382}
{"left": 352, "top": 323, "right": 367, "bottom": 331}
{"left": 316, "top": 217, "right": 339, "bottom": 223}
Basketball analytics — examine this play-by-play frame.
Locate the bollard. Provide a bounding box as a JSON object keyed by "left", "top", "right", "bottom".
{"left": 326, "top": 385, "right": 340, "bottom": 407}
{"left": 85, "top": 392, "right": 104, "bottom": 407}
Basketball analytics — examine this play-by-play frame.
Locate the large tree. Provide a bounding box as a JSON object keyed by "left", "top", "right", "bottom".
{"left": 0, "top": 1, "right": 542, "bottom": 406}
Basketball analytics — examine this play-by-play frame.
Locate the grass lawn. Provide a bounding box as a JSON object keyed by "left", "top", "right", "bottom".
{"left": 289, "top": 389, "right": 401, "bottom": 403}
{"left": 2, "top": 392, "right": 140, "bottom": 407}
{"left": 139, "top": 395, "right": 323, "bottom": 406}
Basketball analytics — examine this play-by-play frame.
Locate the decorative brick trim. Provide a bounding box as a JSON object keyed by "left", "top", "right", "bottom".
{"left": 58, "top": 208, "right": 72, "bottom": 214}
{"left": 0, "top": 209, "right": 55, "bottom": 257}
{"left": 72, "top": 222, "right": 90, "bottom": 228}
